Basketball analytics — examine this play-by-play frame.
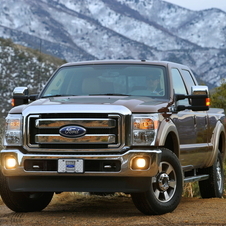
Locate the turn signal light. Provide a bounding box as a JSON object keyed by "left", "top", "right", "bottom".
{"left": 134, "top": 118, "right": 158, "bottom": 130}
{"left": 206, "top": 98, "right": 211, "bottom": 106}
{"left": 11, "top": 99, "right": 15, "bottom": 107}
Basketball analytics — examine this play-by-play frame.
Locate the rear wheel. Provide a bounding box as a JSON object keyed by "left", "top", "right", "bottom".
{"left": 199, "top": 150, "right": 224, "bottom": 198}
{"left": 131, "top": 148, "right": 183, "bottom": 215}
{"left": 0, "top": 171, "right": 53, "bottom": 212}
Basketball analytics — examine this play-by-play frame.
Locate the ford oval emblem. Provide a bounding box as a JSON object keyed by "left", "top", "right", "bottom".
{"left": 59, "top": 125, "right": 86, "bottom": 138}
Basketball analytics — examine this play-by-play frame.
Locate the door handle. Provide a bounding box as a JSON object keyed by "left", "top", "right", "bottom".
{"left": 194, "top": 115, "right": 197, "bottom": 128}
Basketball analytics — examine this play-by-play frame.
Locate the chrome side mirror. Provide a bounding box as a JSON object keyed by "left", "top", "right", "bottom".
{"left": 12, "top": 87, "right": 29, "bottom": 106}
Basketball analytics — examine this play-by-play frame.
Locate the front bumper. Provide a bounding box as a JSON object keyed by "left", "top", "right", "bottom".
{"left": 0, "top": 148, "right": 161, "bottom": 177}
{"left": 1, "top": 148, "right": 161, "bottom": 193}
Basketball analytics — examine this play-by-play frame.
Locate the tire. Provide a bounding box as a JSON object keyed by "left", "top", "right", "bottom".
{"left": 0, "top": 171, "right": 53, "bottom": 212}
{"left": 131, "top": 148, "right": 183, "bottom": 215}
{"left": 199, "top": 150, "right": 224, "bottom": 198}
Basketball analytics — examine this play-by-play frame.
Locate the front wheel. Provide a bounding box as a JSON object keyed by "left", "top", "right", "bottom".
{"left": 0, "top": 171, "right": 53, "bottom": 212}
{"left": 131, "top": 148, "right": 183, "bottom": 215}
{"left": 199, "top": 150, "right": 224, "bottom": 198}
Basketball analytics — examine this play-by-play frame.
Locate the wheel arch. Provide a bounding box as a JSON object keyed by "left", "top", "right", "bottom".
{"left": 156, "top": 119, "right": 180, "bottom": 158}
{"left": 206, "top": 121, "right": 226, "bottom": 167}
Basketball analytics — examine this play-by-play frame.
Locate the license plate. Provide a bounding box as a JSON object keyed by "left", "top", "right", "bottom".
{"left": 58, "top": 159, "right": 84, "bottom": 173}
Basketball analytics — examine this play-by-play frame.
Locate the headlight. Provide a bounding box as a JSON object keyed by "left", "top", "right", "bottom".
{"left": 132, "top": 114, "right": 159, "bottom": 145}
{"left": 4, "top": 114, "right": 23, "bottom": 146}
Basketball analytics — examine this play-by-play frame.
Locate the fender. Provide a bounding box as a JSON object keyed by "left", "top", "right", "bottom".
{"left": 205, "top": 121, "right": 226, "bottom": 167}
{"left": 156, "top": 119, "right": 180, "bottom": 158}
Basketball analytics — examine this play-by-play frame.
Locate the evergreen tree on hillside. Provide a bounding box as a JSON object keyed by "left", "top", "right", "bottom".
{"left": 211, "top": 80, "right": 226, "bottom": 112}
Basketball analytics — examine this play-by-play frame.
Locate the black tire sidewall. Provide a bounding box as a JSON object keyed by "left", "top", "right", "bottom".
{"left": 212, "top": 151, "right": 224, "bottom": 197}
{"left": 199, "top": 150, "right": 224, "bottom": 198}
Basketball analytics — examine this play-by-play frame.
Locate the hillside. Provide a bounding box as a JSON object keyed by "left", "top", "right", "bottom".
{"left": 0, "top": 38, "right": 66, "bottom": 118}
{"left": 0, "top": 0, "right": 225, "bottom": 88}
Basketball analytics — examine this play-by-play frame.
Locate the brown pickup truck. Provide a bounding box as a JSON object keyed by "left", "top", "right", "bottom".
{"left": 0, "top": 60, "right": 225, "bottom": 215}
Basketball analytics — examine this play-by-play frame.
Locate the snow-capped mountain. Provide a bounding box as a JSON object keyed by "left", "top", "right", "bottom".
{"left": 0, "top": 0, "right": 226, "bottom": 87}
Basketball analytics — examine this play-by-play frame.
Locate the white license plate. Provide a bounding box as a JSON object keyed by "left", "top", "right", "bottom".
{"left": 58, "top": 159, "right": 84, "bottom": 173}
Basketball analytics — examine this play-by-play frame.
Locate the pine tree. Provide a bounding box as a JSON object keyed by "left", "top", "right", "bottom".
{"left": 211, "top": 80, "right": 226, "bottom": 112}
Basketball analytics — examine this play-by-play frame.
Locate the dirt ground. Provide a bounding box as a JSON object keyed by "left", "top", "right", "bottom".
{"left": 0, "top": 193, "right": 226, "bottom": 226}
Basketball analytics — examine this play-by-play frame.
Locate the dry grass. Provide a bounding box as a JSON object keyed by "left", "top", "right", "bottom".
{"left": 50, "top": 192, "right": 129, "bottom": 206}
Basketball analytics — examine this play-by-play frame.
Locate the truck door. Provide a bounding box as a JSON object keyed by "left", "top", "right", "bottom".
{"left": 181, "top": 69, "right": 210, "bottom": 167}
{"left": 171, "top": 68, "right": 209, "bottom": 167}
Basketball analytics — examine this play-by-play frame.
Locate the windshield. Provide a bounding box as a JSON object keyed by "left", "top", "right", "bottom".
{"left": 40, "top": 64, "right": 168, "bottom": 98}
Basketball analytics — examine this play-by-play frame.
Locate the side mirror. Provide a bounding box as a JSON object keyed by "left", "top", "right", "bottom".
{"left": 190, "top": 86, "right": 210, "bottom": 111}
{"left": 12, "top": 87, "right": 37, "bottom": 107}
{"left": 175, "top": 86, "right": 210, "bottom": 111}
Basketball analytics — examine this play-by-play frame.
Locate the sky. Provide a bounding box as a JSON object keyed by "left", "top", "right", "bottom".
{"left": 163, "top": 0, "right": 226, "bottom": 12}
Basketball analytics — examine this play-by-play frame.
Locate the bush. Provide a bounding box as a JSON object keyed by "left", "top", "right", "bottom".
{"left": 183, "top": 182, "right": 200, "bottom": 198}
{"left": 211, "top": 79, "right": 226, "bottom": 112}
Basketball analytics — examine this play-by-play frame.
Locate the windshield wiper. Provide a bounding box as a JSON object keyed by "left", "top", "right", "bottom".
{"left": 89, "top": 93, "right": 130, "bottom": 96}
{"left": 42, "top": 94, "right": 77, "bottom": 98}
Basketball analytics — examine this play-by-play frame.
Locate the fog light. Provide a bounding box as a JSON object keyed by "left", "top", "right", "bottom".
{"left": 5, "top": 157, "right": 17, "bottom": 169}
{"left": 136, "top": 158, "right": 146, "bottom": 168}
{"left": 131, "top": 156, "right": 150, "bottom": 170}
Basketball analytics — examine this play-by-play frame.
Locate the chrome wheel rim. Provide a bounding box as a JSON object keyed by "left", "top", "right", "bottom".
{"left": 152, "top": 161, "right": 177, "bottom": 203}
{"left": 216, "top": 159, "right": 223, "bottom": 192}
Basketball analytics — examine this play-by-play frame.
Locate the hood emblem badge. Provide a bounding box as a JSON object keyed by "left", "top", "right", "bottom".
{"left": 59, "top": 125, "right": 86, "bottom": 138}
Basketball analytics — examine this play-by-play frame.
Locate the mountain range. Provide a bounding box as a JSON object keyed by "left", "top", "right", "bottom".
{"left": 0, "top": 0, "right": 226, "bottom": 89}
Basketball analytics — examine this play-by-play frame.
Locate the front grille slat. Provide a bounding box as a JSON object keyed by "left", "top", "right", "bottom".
{"left": 35, "top": 134, "right": 116, "bottom": 144}
{"left": 36, "top": 118, "right": 116, "bottom": 129}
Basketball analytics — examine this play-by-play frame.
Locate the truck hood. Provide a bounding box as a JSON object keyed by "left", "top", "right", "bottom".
{"left": 10, "top": 95, "right": 170, "bottom": 115}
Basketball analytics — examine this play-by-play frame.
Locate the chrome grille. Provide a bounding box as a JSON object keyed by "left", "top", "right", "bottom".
{"left": 26, "top": 113, "right": 122, "bottom": 152}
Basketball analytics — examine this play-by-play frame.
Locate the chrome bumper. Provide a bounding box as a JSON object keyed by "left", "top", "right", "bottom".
{"left": 0, "top": 149, "right": 161, "bottom": 177}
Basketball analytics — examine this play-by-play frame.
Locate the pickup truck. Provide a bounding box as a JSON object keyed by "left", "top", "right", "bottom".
{"left": 0, "top": 60, "right": 225, "bottom": 215}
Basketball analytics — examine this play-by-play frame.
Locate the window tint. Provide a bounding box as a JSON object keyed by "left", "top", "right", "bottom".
{"left": 171, "top": 68, "right": 189, "bottom": 105}
{"left": 41, "top": 64, "right": 168, "bottom": 98}
{"left": 181, "top": 70, "right": 196, "bottom": 94}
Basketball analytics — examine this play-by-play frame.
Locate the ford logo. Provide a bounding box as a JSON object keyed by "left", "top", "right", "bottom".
{"left": 59, "top": 125, "right": 86, "bottom": 138}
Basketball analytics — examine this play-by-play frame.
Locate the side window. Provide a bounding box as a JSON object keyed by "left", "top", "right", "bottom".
{"left": 181, "top": 69, "right": 196, "bottom": 94}
{"left": 171, "top": 68, "right": 189, "bottom": 105}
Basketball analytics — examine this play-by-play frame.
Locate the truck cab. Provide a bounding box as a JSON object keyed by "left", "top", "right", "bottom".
{"left": 1, "top": 60, "right": 225, "bottom": 215}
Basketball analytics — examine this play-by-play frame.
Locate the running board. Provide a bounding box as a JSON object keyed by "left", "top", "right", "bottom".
{"left": 184, "top": 174, "right": 209, "bottom": 183}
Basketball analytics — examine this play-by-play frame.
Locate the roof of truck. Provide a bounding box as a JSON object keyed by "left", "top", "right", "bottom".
{"left": 61, "top": 60, "right": 189, "bottom": 69}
